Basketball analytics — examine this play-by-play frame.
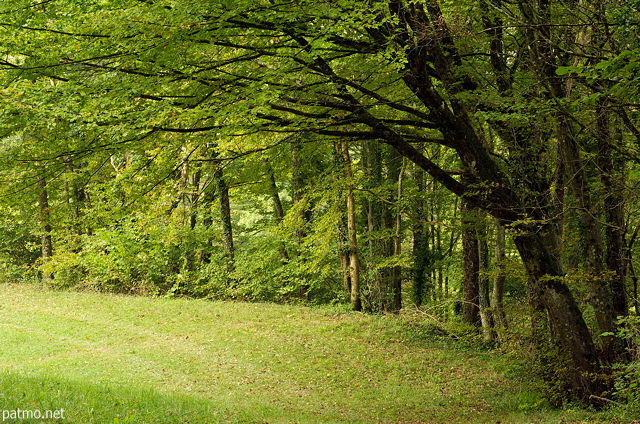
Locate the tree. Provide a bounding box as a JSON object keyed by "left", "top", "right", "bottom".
{"left": 0, "top": 0, "right": 638, "bottom": 402}
{"left": 340, "top": 141, "right": 362, "bottom": 311}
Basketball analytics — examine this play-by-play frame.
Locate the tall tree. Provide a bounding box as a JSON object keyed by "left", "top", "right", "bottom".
{"left": 1, "top": 0, "right": 637, "bottom": 401}
{"left": 341, "top": 141, "right": 362, "bottom": 311}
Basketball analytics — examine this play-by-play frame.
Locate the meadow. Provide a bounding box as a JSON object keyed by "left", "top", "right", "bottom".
{"left": 0, "top": 284, "right": 632, "bottom": 423}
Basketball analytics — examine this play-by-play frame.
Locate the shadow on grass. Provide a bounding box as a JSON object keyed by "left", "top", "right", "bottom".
{"left": 0, "top": 371, "right": 264, "bottom": 424}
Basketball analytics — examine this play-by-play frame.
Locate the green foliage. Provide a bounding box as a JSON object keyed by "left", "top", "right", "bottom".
{"left": 0, "top": 0, "right": 637, "bottom": 405}
{"left": 603, "top": 316, "right": 640, "bottom": 407}
{"left": 0, "top": 206, "right": 40, "bottom": 281}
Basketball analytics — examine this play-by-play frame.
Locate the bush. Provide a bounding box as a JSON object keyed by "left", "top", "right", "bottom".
{"left": 607, "top": 316, "right": 640, "bottom": 406}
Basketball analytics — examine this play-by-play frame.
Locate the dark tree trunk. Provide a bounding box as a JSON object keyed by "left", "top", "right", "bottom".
{"left": 596, "top": 103, "right": 628, "bottom": 319}
{"left": 362, "top": 139, "right": 384, "bottom": 309}
{"left": 385, "top": 146, "right": 403, "bottom": 312}
{"left": 492, "top": 222, "right": 508, "bottom": 331}
{"left": 64, "top": 158, "right": 86, "bottom": 237}
{"left": 188, "top": 169, "right": 201, "bottom": 231}
{"left": 557, "top": 115, "right": 618, "bottom": 364}
{"left": 291, "top": 140, "right": 309, "bottom": 248}
{"left": 412, "top": 160, "right": 430, "bottom": 307}
{"left": 265, "top": 162, "right": 289, "bottom": 263}
{"left": 514, "top": 229, "right": 606, "bottom": 401}
{"left": 461, "top": 189, "right": 480, "bottom": 327}
{"left": 478, "top": 215, "right": 495, "bottom": 341}
{"left": 214, "top": 167, "right": 235, "bottom": 274}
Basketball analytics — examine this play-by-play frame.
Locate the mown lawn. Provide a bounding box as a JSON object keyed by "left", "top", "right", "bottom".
{"left": 0, "top": 283, "right": 630, "bottom": 423}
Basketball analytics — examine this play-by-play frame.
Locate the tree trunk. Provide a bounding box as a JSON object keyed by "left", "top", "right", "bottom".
{"left": 291, "top": 139, "right": 309, "bottom": 248}
{"left": 492, "top": 222, "right": 508, "bottom": 331}
{"left": 362, "top": 139, "right": 383, "bottom": 309}
{"left": 461, "top": 190, "right": 480, "bottom": 327}
{"left": 334, "top": 142, "right": 352, "bottom": 296}
{"left": 64, "top": 157, "right": 86, "bottom": 237}
{"left": 520, "top": 0, "right": 619, "bottom": 362}
{"left": 386, "top": 147, "right": 403, "bottom": 312}
{"left": 513, "top": 230, "right": 605, "bottom": 402}
{"left": 596, "top": 103, "right": 628, "bottom": 319}
{"left": 478, "top": 215, "right": 495, "bottom": 341}
{"left": 341, "top": 141, "right": 362, "bottom": 311}
{"left": 557, "top": 115, "right": 618, "bottom": 363}
{"left": 213, "top": 167, "right": 235, "bottom": 274}
{"left": 38, "top": 172, "right": 53, "bottom": 282}
{"left": 412, "top": 160, "right": 430, "bottom": 307}
{"left": 188, "top": 169, "right": 201, "bottom": 231}
{"left": 265, "top": 162, "right": 289, "bottom": 263}
{"left": 361, "top": 141, "right": 404, "bottom": 312}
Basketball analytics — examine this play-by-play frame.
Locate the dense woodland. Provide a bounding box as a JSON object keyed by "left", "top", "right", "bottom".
{"left": 0, "top": 0, "right": 638, "bottom": 407}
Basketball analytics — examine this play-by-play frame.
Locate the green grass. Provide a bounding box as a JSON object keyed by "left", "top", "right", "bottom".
{"left": 0, "top": 283, "right": 632, "bottom": 423}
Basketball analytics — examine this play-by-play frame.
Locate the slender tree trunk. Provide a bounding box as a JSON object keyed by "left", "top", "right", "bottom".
{"left": 627, "top": 227, "right": 640, "bottom": 315}
{"left": 461, "top": 187, "right": 480, "bottom": 326}
{"left": 198, "top": 181, "right": 216, "bottom": 265}
{"left": 38, "top": 171, "right": 53, "bottom": 282}
{"left": 290, "top": 139, "right": 313, "bottom": 298}
{"left": 179, "top": 154, "right": 190, "bottom": 225}
{"left": 291, "top": 140, "right": 308, "bottom": 248}
{"left": 63, "top": 158, "right": 86, "bottom": 236}
{"left": 63, "top": 158, "right": 88, "bottom": 252}
{"left": 265, "top": 162, "right": 289, "bottom": 263}
{"left": 178, "top": 153, "right": 202, "bottom": 272}
{"left": 478, "top": 215, "right": 495, "bottom": 341}
{"left": 188, "top": 169, "right": 201, "bottom": 231}
{"left": 213, "top": 167, "right": 235, "bottom": 274}
{"left": 334, "top": 142, "right": 352, "bottom": 296}
{"left": 341, "top": 141, "right": 361, "bottom": 311}
{"left": 386, "top": 147, "right": 403, "bottom": 312}
{"left": 492, "top": 222, "right": 508, "bottom": 330}
{"left": 362, "top": 142, "right": 404, "bottom": 312}
{"left": 596, "top": 103, "right": 627, "bottom": 319}
{"left": 362, "top": 139, "right": 383, "bottom": 309}
{"left": 412, "top": 161, "right": 430, "bottom": 307}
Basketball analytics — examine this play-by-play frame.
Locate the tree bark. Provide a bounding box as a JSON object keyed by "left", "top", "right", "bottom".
{"left": 291, "top": 139, "right": 309, "bottom": 248}
{"left": 461, "top": 182, "right": 480, "bottom": 327}
{"left": 361, "top": 142, "right": 403, "bottom": 312}
{"left": 334, "top": 142, "right": 352, "bottom": 296}
{"left": 386, "top": 147, "right": 403, "bottom": 312}
{"left": 341, "top": 141, "right": 362, "bottom": 311}
{"left": 38, "top": 171, "right": 53, "bottom": 282}
{"left": 412, "top": 160, "right": 430, "bottom": 307}
{"left": 478, "top": 215, "right": 495, "bottom": 341}
{"left": 596, "top": 103, "right": 627, "bottom": 319}
{"left": 213, "top": 167, "right": 235, "bottom": 274}
{"left": 492, "top": 222, "right": 508, "bottom": 331}
{"left": 265, "top": 161, "right": 289, "bottom": 263}
{"left": 513, "top": 230, "right": 605, "bottom": 401}
{"left": 557, "top": 115, "right": 618, "bottom": 363}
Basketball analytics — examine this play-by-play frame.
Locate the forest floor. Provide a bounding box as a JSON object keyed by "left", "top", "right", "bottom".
{"left": 0, "top": 283, "right": 633, "bottom": 423}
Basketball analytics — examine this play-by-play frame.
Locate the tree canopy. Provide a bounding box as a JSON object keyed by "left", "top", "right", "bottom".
{"left": 0, "top": 0, "right": 638, "bottom": 405}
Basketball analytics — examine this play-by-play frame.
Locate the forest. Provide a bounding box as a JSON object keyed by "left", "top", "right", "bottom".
{"left": 0, "top": 0, "right": 638, "bottom": 412}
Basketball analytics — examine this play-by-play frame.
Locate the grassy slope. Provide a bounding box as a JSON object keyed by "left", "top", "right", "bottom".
{"left": 0, "top": 284, "right": 626, "bottom": 423}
